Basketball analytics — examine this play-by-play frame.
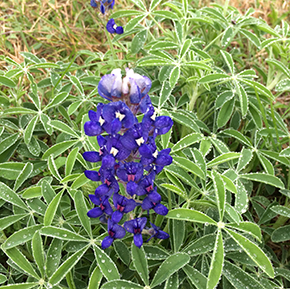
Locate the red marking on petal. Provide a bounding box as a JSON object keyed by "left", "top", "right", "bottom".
{"left": 105, "top": 179, "right": 111, "bottom": 186}
{"left": 146, "top": 185, "right": 153, "bottom": 192}
{"left": 128, "top": 174, "right": 135, "bottom": 182}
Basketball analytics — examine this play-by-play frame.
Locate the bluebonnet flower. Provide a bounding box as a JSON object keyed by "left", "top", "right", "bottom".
{"left": 111, "top": 193, "right": 136, "bottom": 223}
{"left": 147, "top": 223, "right": 169, "bottom": 242}
{"left": 106, "top": 19, "right": 124, "bottom": 34}
{"left": 102, "top": 219, "right": 126, "bottom": 249}
{"left": 124, "top": 217, "right": 147, "bottom": 248}
{"left": 83, "top": 68, "right": 174, "bottom": 249}
{"left": 87, "top": 195, "right": 113, "bottom": 218}
{"left": 90, "top": 0, "right": 115, "bottom": 14}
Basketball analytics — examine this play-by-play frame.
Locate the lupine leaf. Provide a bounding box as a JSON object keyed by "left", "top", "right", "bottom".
{"left": 42, "top": 140, "right": 77, "bottom": 159}
{"left": 207, "top": 152, "right": 240, "bottom": 167}
{"left": 46, "top": 238, "right": 63, "bottom": 278}
{"left": 182, "top": 234, "right": 216, "bottom": 256}
{"left": 32, "top": 231, "right": 45, "bottom": 277}
{"left": 239, "top": 173, "right": 284, "bottom": 189}
{"left": 50, "top": 120, "right": 79, "bottom": 138}
{"left": 40, "top": 226, "right": 87, "bottom": 241}
{"left": 43, "top": 189, "right": 63, "bottom": 226}
{"left": 101, "top": 280, "right": 143, "bottom": 289}
{"left": 88, "top": 266, "right": 103, "bottom": 289}
{"left": 173, "top": 156, "right": 205, "bottom": 180}
{"left": 212, "top": 171, "right": 225, "bottom": 220}
{"left": 226, "top": 222, "right": 262, "bottom": 241}
{"left": 183, "top": 265, "right": 207, "bottom": 288}
{"left": 0, "top": 214, "right": 28, "bottom": 231}
{"left": 13, "top": 162, "right": 33, "bottom": 191}
{"left": 171, "top": 133, "right": 203, "bottom": 153}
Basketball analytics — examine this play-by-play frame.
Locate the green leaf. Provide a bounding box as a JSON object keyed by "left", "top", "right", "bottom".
{"left": 111, "top": 9, "right": 143, "bottom": 18}
{"left": 44, "top": 190, "right": 63, "bottom": 226}
{"left": 152, "top": 10, "right": 179, "bottom": 20}
{"left": 171, "top": 133, "right": 203, "bottom": 153}
{"left": 173, "top": 156, "right": 205, "bottom": 180}
{"left": 0, "top": 75, "right": 16, "bottom": 87}
{"left": 159, "top": 80, "right": 173, "bottom": 108}
{"left": 3, "top": 247, "right": 40, "bottom": 279}
{"left": 130, "top": 0, "right": 146, "bottom": 10}
{"left": 13, "top": 162, "right": 33, "bottom": 191}
{"left": 113, "top": 240, "right": 131, "bottom": 265}
{"left": 0, "top": 274, "right": 7, "bottom": 285}
{"left": 217, "top": 98, "right": 235, "bottom": 127}
{"left": 239, "top": 173, "right": 284, "bottom": 189}
{"left": 167, "top": 208, "right": 217, "bottom": 225}
{"left": 131, "top": 30, "right": 148, "bottom": 54}
{"left": 221, "top": 26, "right": 234, "bottom": 47}
{"left": 276, "top": 79, "right": 290, "bottom": 92}
{"left": 240, "top": 29, "right": 261, "bottom": 48}
{"left": 0, "top": 283, "right": 38, "bottom": 289}
{"left": 239, "top": 78, "right": 274, "bottom": 101}
{"left": 220, "top": 50, "right": 234, "bottom": 74}
{"left": 223, "top": 261, "right": 265, "bottom": 289}
{"left": 131, "top": 242, "right": 149, "bottom": 285}
{"left": 42, "top": 140, "right": 77, "bottom": 159}
{"left": 75, "top": 191, "right": 92, "bottom": 237}
{"left": 216, "top": 91, "right": 235, "bottom": 109}
{"left": 172, "top": 219, "right": 185, "bottom": 253}
{"left": 161, "top": 183, "right": 187, "bottom": 199}
{"left": 183, "top": 61, "right": 212, "bottom": 70}
{"left": 236, "top": 82, "right": 248, "bottom": 117}
{"left": 180, "top": 39, "right": 191, "bottom": 59}
{"left": 237, "top": 148, "right": 253, "bottom": 172}
{"left": 40, "top": 113, "right": 53, "bottom": 135}
{"left": 101, "top": 280, "right": 143, "bottom": 289}
{"left": 199, "top": 73, "right": 231, "bottom": 84}
{"left": 235, "top": 180, "right": 248, "bottom": 214}
{"left": 207, "top": 230, "right": 224, "bottom": 289}
{"left": 45, "top": 92, "right": 70, "bottom": 110}
{"left": 144, "top": 245, "right": 169, "bottom": 260}
{"left": 225, "top": 228, "right": 274, "bottom": 278}
{"left": 150, "top": 41, "right": 178, "bottom": 51}
{"left": 0, "top": 182, "right": 28, "bottom": 210}
{"left": 257, "top": 153, "right": 274, "bottom": 175}
{"left": 88, "top": 266, "right": 103, "bottom": 289}
{"left": 71, "top": 173, "right": 90, "bottom": 189}
{"left": 272, "top": 225, "right": 290, "bottom": 242}
{"left": 150, "top": 0, "right": 162, "bottom": 11}
{"left": 3, "top": 107, "right": 37, "bottom": 115}
{"left": 50, "top": 120, "right": 79, "bottom": 138}
{"left": 0, "top": 133, "right": 19, "bottom": 155}
{"left": 266, "top": 59, "right": 290, "bottom": 78}
{"left": 29, "top": 62, "right": 60, "bottom": 69}
{"left": 22, "top": 186, "right": 42, "bottom": 199}
{"left": 65, "top": 147, "right": 79, "bottom": 176}
{"left": 226, "top": 222, "right": 262, "bottom": 241}
{"left": 94, "top": 245, "right": 120, "bottom": 281}
{"left": 0, "top": 214, "right": 28, "bottom": 231}
{"left": 40, "top": 226, "right": 87, "bottom": 241}
{"left": 207, "top": 152, "right": 240, "bottom": 167}
{"left": 223, "top": 129, "right": 252, "bottom": 147}
{"left": 280, "top": 147, "right": 290, "bottom": 157}
{"left": 183, "top": 265, "right": 207, "bottom": 288}
{"left": 2, "top": 225, "right": 42, "bottom": 249}
{"left": 221, "top": 174, "right": 237, "bottom": 194}
{"left": 21, "top": 52, "right": 41, "bottom": 63}
{"left": 32, "top": 231, "right": 45, "bottom": 277}
{"left": 270, "top": 205, "right": 290, "bottom": 218}
{"left": 169, "top": 66, "right": 180, "bottom": 88}
{"left": 125, "top": 15, "right": 147, "bottom": 31}
{"left": 49, "top": 246, "right": 88, "bottom": 286}
{"left": 46, "top": 238, "right": 63, "bottom": 278}
{"left": 212, "top": 171, "right": 225, "bottom": 220}
{"left": 150, "top": 252, "right": 190, "bottom": 288}
{"left": 137, "top": 56, "right": 171, "bottom": 67}
{"left": 183, "top": 234, "right": 216, "bottom": 256}
{"left": 69, "top": 75, "right": 84, "bottom": 95}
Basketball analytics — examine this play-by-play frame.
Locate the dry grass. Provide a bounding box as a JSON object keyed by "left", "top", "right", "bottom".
{"left": 0, "top": 0, "right": 289, "bottom": 66}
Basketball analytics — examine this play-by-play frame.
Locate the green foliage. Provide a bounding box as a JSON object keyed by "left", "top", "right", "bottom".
{"left": 1, "top": 0, "right": 290, "bottom": 288}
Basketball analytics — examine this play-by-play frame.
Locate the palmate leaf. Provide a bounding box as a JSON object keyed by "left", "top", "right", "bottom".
{"left": 182, "top": 234, "right": 216, "bottom": 256}
{"left": 183, "top": 265, "right": 207, "bottom": 288}
{"left": 101, "top": 280, "right": 143, "bottom": 289}
{"left": 88, "top": 266, "right": 103, "bottom": 289}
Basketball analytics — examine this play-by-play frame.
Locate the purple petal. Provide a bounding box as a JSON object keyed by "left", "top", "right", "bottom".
{"left": 148, "top": 190, "right": 161, "bottom": 203}
{"left": 134, "top": 233, "right": 143, "bottom": 248}
{"left": 111, "top": 210, "right": 123, "bottom": 223}
{"left": 128, "top": 78, "right": 141, "bottom": 104}
{"left": 127, "top": 181, "right": 138, "bottom": 196}
{"left": 101, "top": 236, "right": 114, "bottom": 249}
{"left": 100, "top": 3, "right": 105, "bottom": 14}
{"left": 84, "top": 170, "right": 100, "bottom": 182}
{"left": 101, "top": 155, "right": 115, "bottom": 169}
{"left": 87, "top": 207, "right": 103, "bottom": 218}
{"left": 90, "top": 0, "right": 98, "bottom": 8}
{"left": 138, "top": 217, "right": 147, "bottom": 231}
{"left": 95, "top": 184, "right": 109, "bottom": 197}
{"left": 142, "top": 197, "right": 153, "bottom": 210}
{"left": 111, "top": 118, "right": 122, "bottom": 134}
{"left": 83, "top": 151, "right": 101, "bottom": 162}
{"left": 116, "top": 26, "right": 123, "bottom": 34}
{"left": 112, "top": 223, "right": 126, "bottom": 239}
{"left": 98, "top": 74, "right": 115, "bottom": 100}
{"left": 124, "top": 219, "right": 136, "bottom": 234}
{"left": 139, "top": 144, "right": 152, "bottom": 158}
{"left": 124, "top": 199, "right": 136, "bottom": 213}
{"left": 88, "top": 110, "right": 99, "bottom": 121}
{"left": 154, "top": 204, "right": 168, "bottom": 215}
{"left": 155, "top": 155, "right": 172, "bottom": 166}
{"left": 88, "top": 194, "right": 101, "bottom": 205}
{"left": 84, "top": 121, "right": 102, "bottom": 136}
{"left": 155, "top": 231, "right": 169, "bottom": 239}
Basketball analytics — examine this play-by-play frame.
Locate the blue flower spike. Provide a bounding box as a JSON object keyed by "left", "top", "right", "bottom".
{"left": 83, "top": 68, "right": 173, "bottom": 249}
{"left": 106, "top": 19, "right": 123, "bottom": 34}
{"left": 90, "top": 0, "right": 115, "bottom": 14}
